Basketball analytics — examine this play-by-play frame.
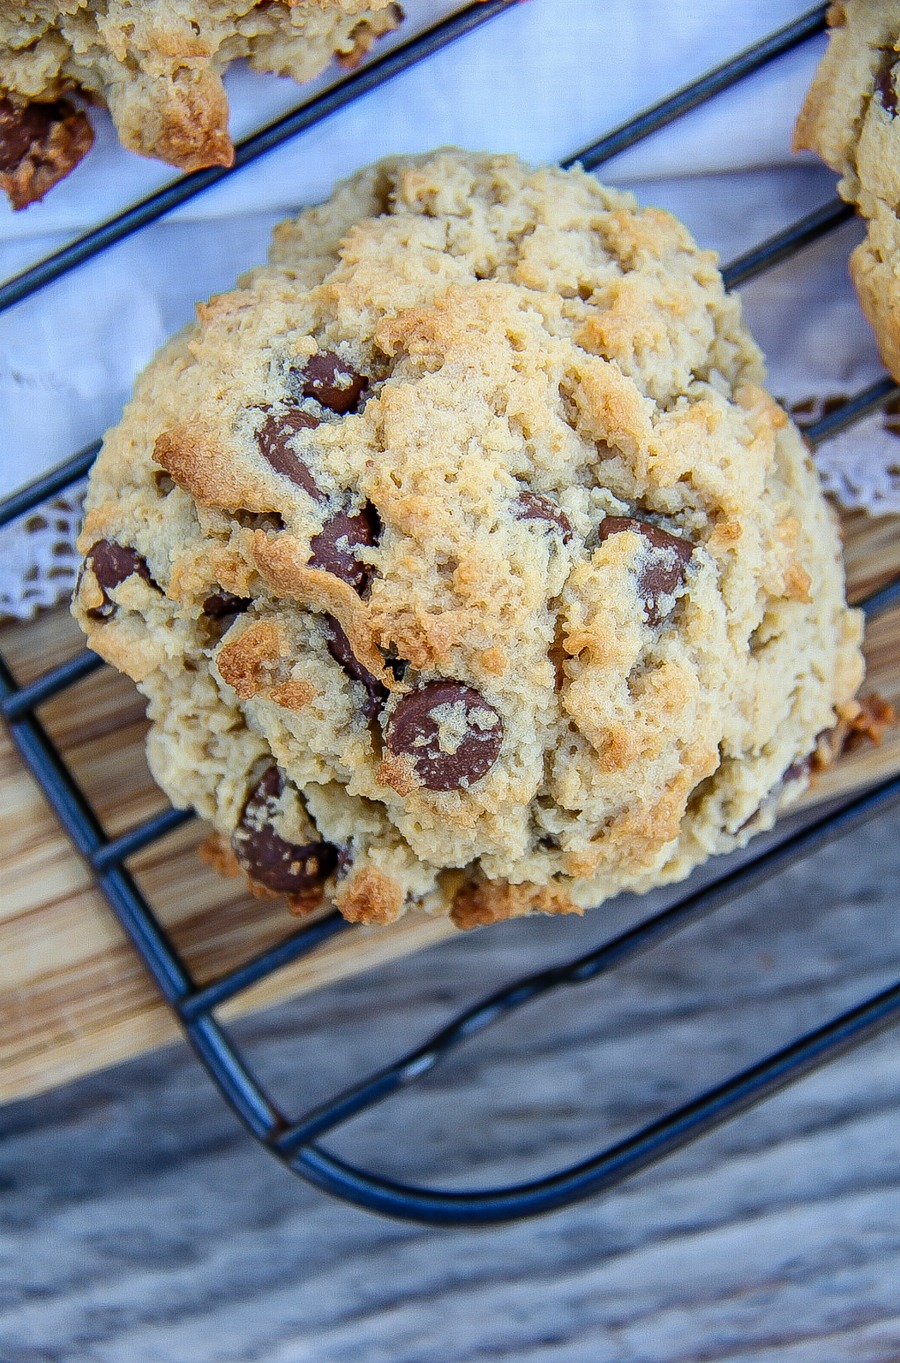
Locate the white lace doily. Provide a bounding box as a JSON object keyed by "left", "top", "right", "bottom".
{"left": 814, "top": 412, "right": 900, "bottom": 515}
{"left": 0, "top": 488, "right": 85, "bottom": 620}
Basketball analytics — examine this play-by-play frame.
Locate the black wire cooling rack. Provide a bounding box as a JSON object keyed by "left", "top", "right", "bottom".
{"left": 2, "top": 1, "right": 900, "bottom": 1226}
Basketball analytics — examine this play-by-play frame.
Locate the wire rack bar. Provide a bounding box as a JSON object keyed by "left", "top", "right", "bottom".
{"left": 1, "top": 655, "right": 106, "bottom": 860}
{"left": 97, "top": 864, "right": 197, "bottom": 1003}
{"left": 91, "top": 807, "right": 195, "bottom": 871}
{"left": 0, "top": 0, "right": 516, "bottom": 318}
{"left": 564, "top": 4, "right": 828, "bottom": 172}
{"left": 861, "top": 577, "right": 900, "bottom": 622}
{"left": 0, "top": 440, "right": 98, "bottom": 530}
{"left": 722, "top": 199, "right": 855, "bottom": 290}
{"left": 286, "top": 969, "right": 900, "bottom": 1226}
{"left": 0, "top": 650, "right": 103, "bottom": 719}
{"left": 0, "top": 654, "right": 196, "bottom": 1001}
{"left": 805, "top": 375, "right": 900, "bottom": 446}
{"left": 274, "top": 773, "right": 900, "bottom": 1152}
{"left": 179, "top": 911, "right": 350, "bottom": 1021}
{"left": 183, "top": 1012, "right": 286, "bottom": 1142}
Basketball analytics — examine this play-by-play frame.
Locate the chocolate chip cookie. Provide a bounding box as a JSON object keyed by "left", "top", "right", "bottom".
{"left": 795, "top": 0, "right": 900, "bottom": 380}
{"left": 0, "top": 0, "right": 401, "bottom": 206}
{"left": 72, "top": 150, "right": 865, "bottom": 930}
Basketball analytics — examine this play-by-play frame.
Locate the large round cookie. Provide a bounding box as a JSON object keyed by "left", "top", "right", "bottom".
{"left": 73, "top": 150, "right": 865, "bottom": 930}
{"left": 794, "top": 0, "right": 900, "bottom": 381}
{"left": 0, "top": 0, "right": 400, "bottom": 206}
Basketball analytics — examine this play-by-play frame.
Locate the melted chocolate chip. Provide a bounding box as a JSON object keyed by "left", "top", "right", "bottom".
{"left": 875, "top": 48, "right": 898, "bottom": 117}
{"left": 0, "top": 98, "right": 58, "bottom": 170}
{"left": 737, "top": 749, "right": 818, "bottom": 834}
{"left": 291, "top": 352, "right": 369, "bottom": 414}
{"left": 0, "top": 96, "right": 93, "bottom": 209}
{"left": 788, "top": 393, "right": 850, "bottom": 432}
{"left": 787, "top": 396, "right": 816, "bottom": 417}
{"left": 382, "top": 645, "right": 409, "bottom": 683}
{"left": 598, "top": 516, "right": 693, "bottom": 625}
{"left": 326, "top": 615, "right": 388, "bottom": 720}
{"left": 515, "top": 492, "right": 573, "bottom": 543}
{"left": 203, "top": 592, "right": 251, "bottom": 619}
{"left": 84, "top": 539, "right": 153, "bottom": 619}
{"left": 231, "top": 765, "right": 339, "bottom": 895}
{"left": 310, "top": 502, "right": 381, "bottom": 593}
{"left": 783, "top": 754, "right": 814, "bottom": 784}
{"left": 256, "top": 409, "right": 323, "bottom": 500}
{"left": 386, "top": 681, "right": 503, "bottom": 791}
{"left": 0, "top": 96, "right": 86, "bottom": 170}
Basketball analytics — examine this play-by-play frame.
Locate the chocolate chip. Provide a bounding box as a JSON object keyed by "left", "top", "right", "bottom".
{"left": 598, "top": 516, "right": 693, "bottom": 625}
{"left": 231, "top": 766, "right": 339, "bottom": 895}
{"left": 84, "top": 539, "right": 153, "bottom": 619}
{"left": 256, "top": 409, "right": 324, "bottom": 500}
{"left": 515, "top": 491, "right": 573, "bottom": 542}
{"left": 381, "top": 645, "right": 409, "bottom": 683}
{"left": 820, "top": 394, "right": 850, "bottom": 419}
{"left": 788, "top": 396, "right": 816, "bottom": 417}
{"left": 0, "top": 95, "right": 93, "bottom": 210}
{"left": 783, "top": 754, "right": 814, "bottom": 784}
{"left": 310, "top": 503, "right": 381, "bottom": 593}
{"left": 291, "top": 352, "right": 369, "bottom": 414}
{"left": 788, "top": 393, "right": 850, "bottom": 431}
{"left": 326, "top": 615, "right": 388, "bottom": 720}
{"left": 203, "top": 592, "right": 251, "bottom": 619}
{"left": 0, "top": 98, "right": 57, "bottom": 170}
{"left": 386, "top": 681, "right": 503, "bottom": 791}
{"left": 875, "top": 48, "right": 898, "bottom": 117}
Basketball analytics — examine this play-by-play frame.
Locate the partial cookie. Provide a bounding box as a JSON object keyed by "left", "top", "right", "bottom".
{"left": 0, "top": 0, "right": 401, "bottom": 206}
{"left": 795, "top": 0, "right": 900, "bottom": 380}
{"left": 72, "top": 150, "right": 865, "bottom": 931}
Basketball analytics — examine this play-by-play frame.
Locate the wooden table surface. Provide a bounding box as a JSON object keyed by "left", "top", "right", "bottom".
{"left": 4, "top": 5, "right": 900, "bottom": 1353}
{"left": 2, "top": 801, "right": 900, "bottom": 1362}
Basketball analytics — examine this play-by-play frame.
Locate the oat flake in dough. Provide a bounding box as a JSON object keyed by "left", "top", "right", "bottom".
{"left": 72, "top": 150, "right": 865, "bottom": 931}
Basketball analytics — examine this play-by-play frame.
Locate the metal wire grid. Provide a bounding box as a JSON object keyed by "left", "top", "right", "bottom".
{"left": 2, "top": 2, "right": 900, "bottom": 1226}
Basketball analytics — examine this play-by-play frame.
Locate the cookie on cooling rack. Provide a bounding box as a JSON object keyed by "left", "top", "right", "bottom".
{"left": 72, "top": 149, "right": 865, "bottom": 930}
{"left": 0, "top": 0, "right": 401, "bottom": 206}
{"left": 794, "top": 0, "right": 900, "bottom": 381}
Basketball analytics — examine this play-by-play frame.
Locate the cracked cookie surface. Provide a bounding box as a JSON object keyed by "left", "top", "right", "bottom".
{"left": 73, "top": 150, "right": 864, "bottom": 930}
{"left": 795, "top": 0, "right": 900, "bottom": 380}
{"left": 0, "top": 0, "right": 400, "bottom": 201}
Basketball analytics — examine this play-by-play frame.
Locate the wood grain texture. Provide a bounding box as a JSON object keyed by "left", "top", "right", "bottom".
{"left": 1, "top": 807, "right": 899, "bottom": 1362}
{"left": 1, "top": 507, "right": 899, "bottom": 1104}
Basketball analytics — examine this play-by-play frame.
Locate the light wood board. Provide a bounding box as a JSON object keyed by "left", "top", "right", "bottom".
{"left": 2, "top": 505, "right": 898, "bottom": 1105}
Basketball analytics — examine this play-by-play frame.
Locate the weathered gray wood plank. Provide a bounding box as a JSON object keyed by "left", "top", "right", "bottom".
{"left": 2, "top": 808, "right": 899, "bottom": 1362}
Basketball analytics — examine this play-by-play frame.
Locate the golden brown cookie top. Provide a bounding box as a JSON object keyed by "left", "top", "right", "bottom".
{"left": 73, "top": 150, "right": 864, "bottom": 927}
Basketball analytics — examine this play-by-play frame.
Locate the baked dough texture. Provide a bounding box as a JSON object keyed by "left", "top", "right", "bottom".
{"left": 72, "top": 150, "right": 865, "bottom": 930}
{"left": 795, "top": 0, "right": 900, "bottom": 380}
{"left": 0, "top": 0, "right": 401, "bottom": 199}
